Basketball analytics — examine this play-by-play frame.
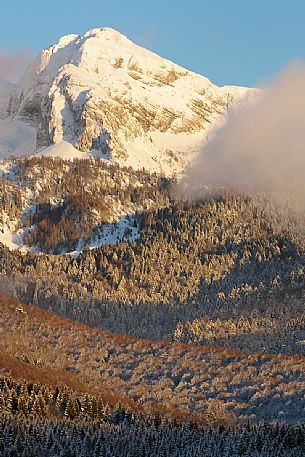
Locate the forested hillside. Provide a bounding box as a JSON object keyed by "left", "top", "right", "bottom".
{"left": 1, "top": 157, "right": 305, "bottom": 456}
{"left": 0, "top": 157, "right": 170, "bottom": 253}
{"left": 1, "top": 375, "right": 305, "bottom": 457}
{"left": 2, "top": 295, "right": 305, "bottom": 455}
{"left": 2, "top": 295, "right": 305, "bottom": 425}
{"left": 1, "top": 158, "right": 305, "bottom": 356}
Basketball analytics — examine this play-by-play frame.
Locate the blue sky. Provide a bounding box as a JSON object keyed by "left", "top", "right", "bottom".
{"left": 2, "top": 0, "right": 305, "bottom": 86}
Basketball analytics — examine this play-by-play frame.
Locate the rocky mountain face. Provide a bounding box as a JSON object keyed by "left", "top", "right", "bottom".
{"left": 5, "top": 28, "right": 253, "bottom": 174}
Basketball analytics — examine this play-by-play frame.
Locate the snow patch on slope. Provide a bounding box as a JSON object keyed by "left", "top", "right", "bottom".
{"left": 68, "top": 215, "right": 140, "bottom": 257}
{"left": 37, "top": 140, "right": 88, "bottom": 160}
{"left": 0, "top": 223, "right": 39, "bottom": 253}
{"left": 0, "top": 226, "right": 25, "bottom": 251}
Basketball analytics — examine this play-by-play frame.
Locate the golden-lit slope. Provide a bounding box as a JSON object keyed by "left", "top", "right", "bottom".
{"left": 1, "top": 294, "right": 305, "bottom": 424}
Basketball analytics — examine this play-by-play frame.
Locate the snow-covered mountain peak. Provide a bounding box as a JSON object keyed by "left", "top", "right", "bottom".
{"left": 5, "top": 27, "right": 254, "bottom": 174}
{"left": 83, "top": 27, "right": 130, "bottom": 41}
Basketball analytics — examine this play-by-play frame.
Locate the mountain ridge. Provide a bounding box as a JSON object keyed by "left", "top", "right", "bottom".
{"left": 1, "top": 28, "right": 254, "bottom": 174}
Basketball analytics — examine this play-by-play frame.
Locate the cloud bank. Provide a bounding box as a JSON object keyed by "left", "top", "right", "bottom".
{"left": 183, "top": 61, "right": 305, "bottom": 206}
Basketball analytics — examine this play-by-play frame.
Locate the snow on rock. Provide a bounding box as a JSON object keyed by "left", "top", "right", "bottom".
{"left": 7, "top": 27, "right": 254, "bottom": 175}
